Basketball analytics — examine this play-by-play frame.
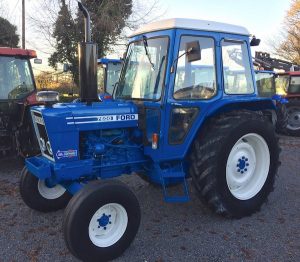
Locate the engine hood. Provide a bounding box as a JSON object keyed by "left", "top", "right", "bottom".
{"left": 32, "top": 101, "right": 138, "bottom": 133}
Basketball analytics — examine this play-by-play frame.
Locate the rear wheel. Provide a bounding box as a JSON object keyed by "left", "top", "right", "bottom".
{"left": 19, "top": 167, "right": 71, "bottom": 212}
{"left": 275, "top": 103, "right": 288, "bottom": 134}
{"left": 189, "top": 111, "right": 280, "bottom": 218}
{"left": 286, "top": 99, "right": 300, "bottom": 136}
{"left": 63, "top": 180, "right": 141, "bottom": 262}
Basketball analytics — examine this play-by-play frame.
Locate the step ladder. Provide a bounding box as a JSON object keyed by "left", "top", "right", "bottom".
{"left": 160, "top": 170, "right": 190, "bottom": 203}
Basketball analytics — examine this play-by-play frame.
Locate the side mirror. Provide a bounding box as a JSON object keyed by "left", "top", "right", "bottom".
{"left": 186, "top": 41, "right": 201, "bottom": 63}
{"left": 250, "top": 37, "right": 261, "bottom": 47}
{"left": 34, "top": 58, "right": 42, "bottom": 64}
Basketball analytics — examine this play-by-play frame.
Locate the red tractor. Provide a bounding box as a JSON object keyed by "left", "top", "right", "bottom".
{"left": 0, "top": 47, "right": 43, "bottom": 157}
{"left": 255, "top": 52, "right": 300, "bottom": 136}
{"left": 276, "top": 71, "right": 300, "bottom": 136}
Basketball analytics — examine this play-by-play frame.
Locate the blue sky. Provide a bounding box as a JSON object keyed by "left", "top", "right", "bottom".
{"left": 1, "top": 0, "right": 292, "bottom": 70}
{"left": 161, "top": 0, "right": 291, "bottom": 50}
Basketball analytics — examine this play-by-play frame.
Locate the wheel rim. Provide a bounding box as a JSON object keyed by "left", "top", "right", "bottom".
{"left": 226, "top": 133, "right": 270, "bottom": 200}
{"left": 88, "top": 203, "right": 128, "bottom": 248}
{"left": 37, "top": 180, "right": 66, "bottom": 200}
{"left": 287, "top": 106, "right": 300, "bottom": 131}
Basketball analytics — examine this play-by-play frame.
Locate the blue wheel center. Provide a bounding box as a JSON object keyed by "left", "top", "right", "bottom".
{"left": 236, "top": 156, "right": 249, "bottom": 174}
{"left": 97, "top": 213, "right": 111, "bottom": 229}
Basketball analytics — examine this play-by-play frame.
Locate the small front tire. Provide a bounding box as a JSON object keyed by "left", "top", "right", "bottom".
{"left": 19, "top": 167, "right": 71, "bottom": 212}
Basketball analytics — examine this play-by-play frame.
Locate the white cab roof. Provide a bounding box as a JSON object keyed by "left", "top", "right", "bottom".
{"left": 129, "top": 18, "right": 250, "bottom": 37}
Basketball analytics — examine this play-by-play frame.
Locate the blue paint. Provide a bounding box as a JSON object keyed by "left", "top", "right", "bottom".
{"left": 97, "top": 214, "right": 111, "bottom": 229}
{"left": 237, "top": 157, "right": 249, "bottom": 173}
{"left": 97, "top": 58, "right": 122, "bottom": 65}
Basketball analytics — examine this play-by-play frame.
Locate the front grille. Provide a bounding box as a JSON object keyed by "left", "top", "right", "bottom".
{"left": 32, "top": 111, "right": 54, "bottom": 160}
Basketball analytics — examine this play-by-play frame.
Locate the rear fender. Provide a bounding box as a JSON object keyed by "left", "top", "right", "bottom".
{"left": 206, "top": 99, "right": 276, "bottom": 118}
{"left": 186, "top": 99, "right": 277, "bottom": 156}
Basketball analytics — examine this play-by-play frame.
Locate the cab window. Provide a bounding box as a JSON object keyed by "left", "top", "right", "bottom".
{"left": 173, "top": 36, "right": 216, "bottom": 100}
{"left": 222, "top": 40, "right": 254, "bottom": 94}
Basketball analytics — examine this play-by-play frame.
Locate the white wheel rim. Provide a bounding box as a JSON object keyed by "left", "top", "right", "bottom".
{"left": 287, "top": 107, "right": 300, "bottom": 131}
{"left": 88, "top": 203, "right": 128, "bottom": 248}
{"left": 226, "top": 133, "right": 270, "bottom": 200}
{"left": 37, "top": 180, "right": 66, "bottom": 200}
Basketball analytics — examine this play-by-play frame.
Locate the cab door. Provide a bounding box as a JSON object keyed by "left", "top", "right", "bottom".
{"left": 161, "top": 30, "right": 222, "bottom": 160}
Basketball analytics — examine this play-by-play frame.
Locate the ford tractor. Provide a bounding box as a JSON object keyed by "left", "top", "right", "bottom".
{"left": 20, "top": 3, "right": 280, "bottom": 261}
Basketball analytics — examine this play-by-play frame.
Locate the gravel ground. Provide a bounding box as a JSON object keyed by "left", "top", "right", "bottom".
{"left": 0, "top": 135, "right": 299, "bottom": 262}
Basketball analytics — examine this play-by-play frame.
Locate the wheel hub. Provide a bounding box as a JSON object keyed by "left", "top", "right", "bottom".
{"left": 236, "top": 156, "right": 249, "bottom": 174}
{"left": 89, "top": 203, "right": 128, "bottom": 248}
{"left": 97, "top": 213, "right": 112, "bottom": 230}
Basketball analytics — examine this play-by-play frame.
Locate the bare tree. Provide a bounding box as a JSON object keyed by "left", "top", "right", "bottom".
{"left": 275, "top": 0, "right": 300, "bottom": 64}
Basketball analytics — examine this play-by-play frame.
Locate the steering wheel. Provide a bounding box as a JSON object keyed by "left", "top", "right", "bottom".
{"left": 7, "top": 84, "right": 28, "bottom": 99}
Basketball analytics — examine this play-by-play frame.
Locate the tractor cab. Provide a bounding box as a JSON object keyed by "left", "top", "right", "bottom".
{"left": 276, "top": 71, "right": 300, "bottom": 98}
{"left": 97, "top": 58, "right": 122, "bottom": 96}
{"left": 0, "top": 48, "right": 37, "bottom": 103}
{"left": 115, "top": 18, "right": 272, "bottom": 161}
{"left": 0, "top": 47, "right": 41, "bottom": 157}
{"left": 255, "top": 70, "right": 276, "bottom": 97}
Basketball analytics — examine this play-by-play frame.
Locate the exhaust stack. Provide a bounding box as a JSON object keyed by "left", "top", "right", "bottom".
{"left": 78, "top": 2, "right": 98, "bottom": 104}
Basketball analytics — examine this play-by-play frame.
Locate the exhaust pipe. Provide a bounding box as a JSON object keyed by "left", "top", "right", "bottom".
{"left": 78, "top": 1, "right": 98, "bottom": 104}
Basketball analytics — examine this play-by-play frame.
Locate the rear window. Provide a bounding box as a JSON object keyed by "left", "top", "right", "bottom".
{"left": 289, "top": 76, "right": 300, "bottom": 94}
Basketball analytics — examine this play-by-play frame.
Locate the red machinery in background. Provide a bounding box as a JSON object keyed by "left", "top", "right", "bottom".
{"left": 0, "top": 47, "right": 40, "bottom": 157}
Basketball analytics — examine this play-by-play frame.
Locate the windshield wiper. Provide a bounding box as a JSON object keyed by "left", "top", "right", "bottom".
{"left": 142, "top": 36, "right": 155, "bottom": 70}
{"left": 153, "top": 55, "right": 166, "bottom": 94}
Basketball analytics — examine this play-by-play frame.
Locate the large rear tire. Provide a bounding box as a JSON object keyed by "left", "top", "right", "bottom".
{"left": 63, "top": 180, "right": 141, "bottom": 262}
{"left": 275, "top": 103, "right": 288, "bottom": 134}
{"left": 19, "top": 167, "right": 72, "bottom": 212}
{"left": 286, "top": 99, "right": 300, "bottom": 136}
{"left": 189, "top": 111, "right": 280, "bottom": 218}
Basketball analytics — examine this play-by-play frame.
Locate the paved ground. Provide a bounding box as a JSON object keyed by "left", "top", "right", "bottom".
{"left": 0, "top": 135, "right": 299, "bottom": 262}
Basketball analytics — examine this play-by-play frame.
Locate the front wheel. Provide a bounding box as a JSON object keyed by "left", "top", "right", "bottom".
{"left": 190, "top": 111, "right": 280, "bottom": 218}
{"left": 63, "top": 180, "right": 141, "bottom": 262}
{"left": 19, "top": 167, "right": 71, "bottom": 212}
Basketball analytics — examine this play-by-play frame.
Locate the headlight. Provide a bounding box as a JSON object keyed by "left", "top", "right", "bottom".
{"left": 39, "top": 138, "right": 46, "bottom": 151}
{"left": 46, "top": 141, "right": 53, "bottom": 156}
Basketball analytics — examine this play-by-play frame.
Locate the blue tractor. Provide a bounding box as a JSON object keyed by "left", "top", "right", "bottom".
{"left": 255, "top": 70, "right": 288, "bottom": 133}
{"left": 20, "top": 3, "right": 280, "bottom": 261}
{"left": 97, "top": 58, "right": 122, "bottom": 97}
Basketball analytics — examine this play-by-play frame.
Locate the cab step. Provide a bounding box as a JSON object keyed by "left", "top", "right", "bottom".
{"left": 160, "top": 171, "right": 189, "bottom": 203}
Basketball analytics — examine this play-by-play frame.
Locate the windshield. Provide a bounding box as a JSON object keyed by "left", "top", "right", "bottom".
{"left": 115, "top": 37, "right": 168, "bottom": 100}
{"left": 255, "top": 72, "right": 275, "bottom": 97}
{"left": 0, "top": 56, "right": 35, "bottom": 100}
{"left": 275, "top": 75, "right": 289, "bottom": 95}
